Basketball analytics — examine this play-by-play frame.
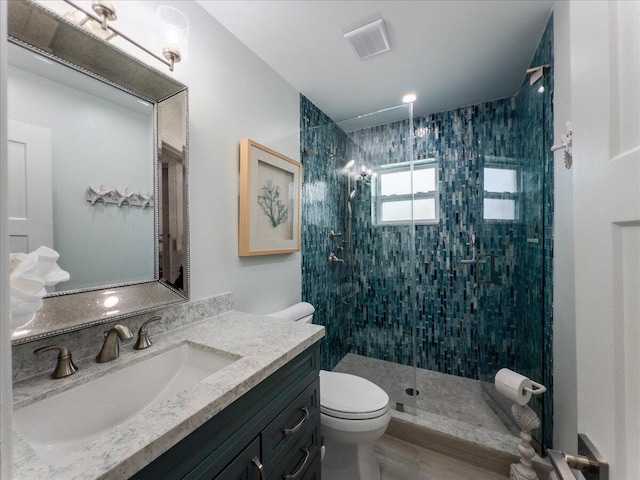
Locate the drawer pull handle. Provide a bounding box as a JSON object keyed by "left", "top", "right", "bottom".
{"left": 283, "top": 407, "right": 310, "bottom": 435}
{"left": 283, "top": 447, "right": 310, "bottom": 480}
{"left": 251, "top": 456, "right": 266, "bottom": 480}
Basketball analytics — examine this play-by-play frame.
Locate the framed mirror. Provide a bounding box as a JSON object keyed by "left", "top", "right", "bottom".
{"left": 7, "top": 0, "right": 189, "bottom": 344}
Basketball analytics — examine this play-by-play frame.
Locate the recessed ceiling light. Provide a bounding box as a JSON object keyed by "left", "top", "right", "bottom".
{"left": 402, "top": 93, "right": 417, "bottom": 103}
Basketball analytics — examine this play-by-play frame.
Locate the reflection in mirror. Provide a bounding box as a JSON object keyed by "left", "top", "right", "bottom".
{"left": 8, "top": 42, "right": 156, "bottom": 291}
{"left": 158, "top": 92, "right": 187, "bottom": 291}
{"left": 8, "top": 0, "right": 189, "bottom": 344}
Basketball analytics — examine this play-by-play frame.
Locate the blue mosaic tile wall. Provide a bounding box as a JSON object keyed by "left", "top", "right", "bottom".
{"left": 299, "top": 96, "right": 353, "bottom": 370}
{"left": 300, "top": 14, "right": 554, "bottom": 448}
{"left": 513, "top": 15, "right": 554, "bottom": 448}
{"left": 347, "top": 99, "right": 522, "bottom": 379}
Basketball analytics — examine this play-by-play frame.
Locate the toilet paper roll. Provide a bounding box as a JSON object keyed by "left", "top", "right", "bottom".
{"left": 494, "top": 368, "right": 532, "bottom": 406}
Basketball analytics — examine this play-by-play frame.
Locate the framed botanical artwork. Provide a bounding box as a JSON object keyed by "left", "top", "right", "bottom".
{"left": 239, "top": 139, "right": 302, "bottom": 256}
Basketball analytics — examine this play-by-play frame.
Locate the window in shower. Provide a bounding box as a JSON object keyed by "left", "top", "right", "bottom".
{"left": 372, "top": 158, "right": 439, "bottom": 225}
{"left": 483, "top": 161, "right": 520, "bottom": 221}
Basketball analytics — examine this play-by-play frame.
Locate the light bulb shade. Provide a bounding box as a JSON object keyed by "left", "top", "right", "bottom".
{"left": 157, "top": 6, "right": 189, "bottom": 63}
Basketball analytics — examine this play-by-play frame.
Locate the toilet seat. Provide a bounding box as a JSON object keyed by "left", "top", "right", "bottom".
{"left": 319, "top": 370, "right": 389, "bottom": 420}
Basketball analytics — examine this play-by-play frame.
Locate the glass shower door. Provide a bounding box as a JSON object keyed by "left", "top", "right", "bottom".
{"left": 332, "top": 104, "right": 418, "bottom": 415}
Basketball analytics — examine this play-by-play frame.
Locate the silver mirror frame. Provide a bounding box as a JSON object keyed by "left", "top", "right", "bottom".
{"left": 8, "top": 0, "right": 189, "bottom": 345}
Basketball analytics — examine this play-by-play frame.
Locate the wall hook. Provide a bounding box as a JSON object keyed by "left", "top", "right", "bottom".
{"left": 551, "top": 121, "right": 572, "bottom": 169}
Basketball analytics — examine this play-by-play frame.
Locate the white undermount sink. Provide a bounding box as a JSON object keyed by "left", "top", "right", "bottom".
{"left": 14, "top": 343, "right": 238, "bottom": 463}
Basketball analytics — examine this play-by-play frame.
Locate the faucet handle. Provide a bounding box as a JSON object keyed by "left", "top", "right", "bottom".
{"left": 34, "top": 345, "right": 78, "bottom": 379}
{"left": 134, "top": 315, "right": 162, "bottom": 350}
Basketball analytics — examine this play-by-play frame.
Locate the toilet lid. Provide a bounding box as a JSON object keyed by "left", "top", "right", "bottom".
{"left": 319, "top": 370, "right": 389, "bottom": 420}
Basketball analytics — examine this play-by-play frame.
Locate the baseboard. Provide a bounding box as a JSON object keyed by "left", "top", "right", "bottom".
{"left": 386, "top": 416, "right": 552, "bottom": 478}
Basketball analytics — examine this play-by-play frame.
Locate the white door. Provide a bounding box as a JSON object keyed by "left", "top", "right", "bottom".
{"left": 571, "top": 1, "right": 640, "bottom": 478}
{"left": 7, "top": 119, "right": 53, "bottom": 254}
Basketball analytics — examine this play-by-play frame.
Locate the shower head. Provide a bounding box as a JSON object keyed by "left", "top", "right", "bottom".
{"left": 342, "top": 159, "right": 356, "bottom": 175}
{"left": 526, "top": 64, "right": 550, "bottom": 85}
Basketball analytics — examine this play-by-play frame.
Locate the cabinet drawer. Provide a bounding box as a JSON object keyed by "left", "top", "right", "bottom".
{"left": 268, "top": 422, "right": 319, "bottom": 480}
{"left": 300, "top": 453, "right": 320, "bottom": 480}
{"left": 263, "top": 378, "right": 319, "bottom": 469}
{"left": 211, "top": 436, "right": 262, "bottom": 480}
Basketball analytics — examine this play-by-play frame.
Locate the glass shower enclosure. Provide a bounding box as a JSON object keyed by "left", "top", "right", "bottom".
{"left": 300, "top": 76, "right": 552, "bottom": 451}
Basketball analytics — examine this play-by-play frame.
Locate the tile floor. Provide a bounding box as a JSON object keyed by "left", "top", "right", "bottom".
{"left": 324, "top": 354, "right": 553, "bottom": 479}
{"left": 334, "top": 353, "right": 514, "bottom": 434}
{"left": 334, "top": 353, "right": 522, "bottom": 457}
{"left": 375, "top": 434, "right": 509, "bottom": 480}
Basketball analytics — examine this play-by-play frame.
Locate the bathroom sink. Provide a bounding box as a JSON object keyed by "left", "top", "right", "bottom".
{"left": 14, "top": 343, "right": 237, "bottom": 463}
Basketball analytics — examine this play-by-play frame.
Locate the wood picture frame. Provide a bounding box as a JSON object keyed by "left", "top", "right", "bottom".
{"left": 239, "top": 139, "right": 302, "bottom": 256}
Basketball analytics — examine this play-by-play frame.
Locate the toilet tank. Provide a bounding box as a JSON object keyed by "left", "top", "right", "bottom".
{"left": 268, "top": 302, "right": 315, "bottom": 324}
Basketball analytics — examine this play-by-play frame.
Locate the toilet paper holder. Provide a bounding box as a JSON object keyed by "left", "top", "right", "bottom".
{"left": 494, "top": 369, "right": 547, "bottom": 480}
{"left": 524, "top": 380, "right": 547, "bottom": 396}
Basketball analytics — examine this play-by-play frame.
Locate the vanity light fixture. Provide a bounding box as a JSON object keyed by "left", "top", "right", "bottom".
{"left": 92, "top": 0, "right": 117, "bottom": 30}
{"left": 158, "top": 6, "right": 190, "bottom": 71}
{"left": 64, "top": 5, "right": 118, "bottom": 41}
{"left": 62, "top": 0, "right": 188, "bottom": 72}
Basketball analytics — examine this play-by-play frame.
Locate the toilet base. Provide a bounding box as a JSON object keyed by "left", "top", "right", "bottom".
{"left": 321, "top": 437, "right": 381, "bottom": 480}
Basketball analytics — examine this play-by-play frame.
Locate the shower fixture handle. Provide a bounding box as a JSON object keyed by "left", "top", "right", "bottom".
{"left": 328, "top": 252, "right": 344, "bottom": 268}
{"left": 328, "top": 230, "right": 342, "bottom": 240}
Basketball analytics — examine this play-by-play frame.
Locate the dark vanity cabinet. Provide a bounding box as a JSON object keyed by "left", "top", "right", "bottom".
{"left": 131, "top": 343, "right": 321, "bottom": 480}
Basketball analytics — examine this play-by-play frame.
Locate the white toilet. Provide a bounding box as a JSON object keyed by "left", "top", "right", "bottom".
{"left": 269, "top": 302, "right": 391, "bottom": 480}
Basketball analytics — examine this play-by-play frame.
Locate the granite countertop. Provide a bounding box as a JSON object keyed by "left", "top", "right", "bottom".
{"left": 12, "top": 311, "right": 325, "bottom": 479}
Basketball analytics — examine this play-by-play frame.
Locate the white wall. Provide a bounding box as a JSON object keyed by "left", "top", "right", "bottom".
{"left": 0, "top": 2, "right": 13, "bottom": 476}
{"left": 1, "top": 0, "right": 301, "bottom": 471}
{"left": 550, "top": 1, "right": 578, "bottom": 453}
{"left": 96, "top": 0, "right": 302, "bottom": 312}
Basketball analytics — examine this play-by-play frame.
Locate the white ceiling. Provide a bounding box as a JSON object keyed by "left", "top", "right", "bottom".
{"left": 197, "top": 1, "right": 554, "bottom": 125}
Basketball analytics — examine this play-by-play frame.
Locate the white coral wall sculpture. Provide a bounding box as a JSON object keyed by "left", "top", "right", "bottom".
{"left": 86, "top": 184, "right": 154, "bottom": 208}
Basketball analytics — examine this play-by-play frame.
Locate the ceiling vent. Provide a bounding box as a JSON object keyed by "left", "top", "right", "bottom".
{"left": 344, "top": 19, "right": 391, "bottom": 60}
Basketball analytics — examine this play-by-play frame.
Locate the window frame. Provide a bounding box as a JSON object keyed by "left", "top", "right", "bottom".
{"left": 372, "top": 158, "right": 439, "bottom": 226}
{"left": 483, "top": 159, "right": 521, "bottom": 222}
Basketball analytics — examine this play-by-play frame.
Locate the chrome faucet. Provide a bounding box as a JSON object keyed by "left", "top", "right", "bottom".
{"left": 96, "top": 324, "right": 133, "bottom": 363}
